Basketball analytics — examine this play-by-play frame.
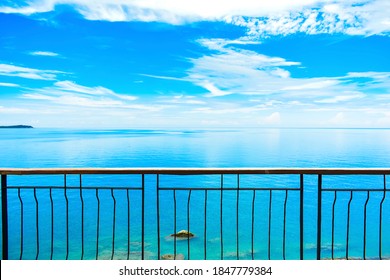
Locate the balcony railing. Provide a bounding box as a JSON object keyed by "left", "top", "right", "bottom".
{"left": 1, "top": 168, "right": 389, "bottom": 260}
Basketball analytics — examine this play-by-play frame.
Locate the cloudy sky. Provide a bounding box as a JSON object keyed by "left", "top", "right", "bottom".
{"left": 0, "top": 0, "right": 389, "bottom": 128}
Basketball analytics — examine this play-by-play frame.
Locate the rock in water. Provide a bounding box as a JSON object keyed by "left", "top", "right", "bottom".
{"left": 170, "top": 230, "right": 194, "bottom": 238}
{"left": 161, "top": 253, "right": 185, "bottom": 260}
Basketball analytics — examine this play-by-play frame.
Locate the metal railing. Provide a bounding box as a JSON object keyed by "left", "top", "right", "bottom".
{"left": 1, "top": 168, "right": 389, "bottom": 260}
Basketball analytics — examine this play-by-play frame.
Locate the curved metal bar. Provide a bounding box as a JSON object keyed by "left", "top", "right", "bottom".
{"left": 268, "top": 190, "right": 272, "bottom": 260}
{"left": 363, "top": 191, "right": 370, "bottom": 260}
{"left": 64, "top": 175, "right": 69, "bottom": 260}
{"left": 187, "top": 190, "right": 192, "bottom": 260}
{"left": 34, "top": 187, "right": 39, "bottom": 260}
{"left": 346, "top": 191, "right": 353, "bottom": 260}
{"left": 111, "top": 189, "right": 116, "bottom": 260}
{"left": 331, "top": 191, "right": 337, "bottom": 260}
{"left": 79, "top": 175, "right": 84, "bottom": 260}
{"left": 18, "top": 188, "right": 24, "bottom": 260}
{"left": 95, "top": 189, "right": 100, "bottom": 260}
{"left": 379, "top": 175, "right": 386, "bottom": 260}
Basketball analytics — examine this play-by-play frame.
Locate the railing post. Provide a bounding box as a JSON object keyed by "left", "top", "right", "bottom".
{"left": 317, "top": 174, "right": 322, "bottom": 260}
{"left": 300, "top": 174, "right": 304, "bottom": 260}
{"left": 141, "top": 174, "right": 145, "bottom": 260}
{"left": 1, "top": 174, "right": 8, "bottom": 260}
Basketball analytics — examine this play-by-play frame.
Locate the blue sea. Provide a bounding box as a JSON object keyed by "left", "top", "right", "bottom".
{"left": 1, "top": 128, "right": 390, "bottom": 260}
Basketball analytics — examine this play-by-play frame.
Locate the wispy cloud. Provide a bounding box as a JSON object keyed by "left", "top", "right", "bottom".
{"left": 29, "top": 51, "right": 59, "bottom": 57}
{"left": 0, "top": 82, "right": 19, "bottom": 87}
{"left": 20, "top": 80, "right": 170, "bottom": 111}
{"left": 185, "top": 38, "right": 390, "bottom": 106}
{"left": 0, "top": 63, "right": 63, "bottom": 80}
{"left": 0, "top": 105, "right": 32, "bottom": 114}
{"left": 185, "top": 38, "right": 301, "bottom": 97}
{"left": 227, "top": 1, "right": 390, "bottom": 37}
{"left": 140, "top": 73, "right": 187, "bottom": 82}
{"left": 1, "top": 1, "right": 388, "bottom": 36}
{"left": 316, "top": 93, "right": 365, "bottom": 104}
{"left": 160, "top": 95, "right": 206, "bottom": 105}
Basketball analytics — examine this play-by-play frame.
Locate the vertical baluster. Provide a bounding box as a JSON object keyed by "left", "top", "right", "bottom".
{"left": 220, "top": 174, "right": 224, "bottom": 260}
{"left": 1, "top": 174, "right": 8, "bottom": 260}
{"left": 173, "top": 190, "right": 177, "bottom": 259}
{"left": 49, "top": 188, "right": 53, "bottom": 260}
{"left": 111, "top": 189, "right": 116, "bottom": 260}
{"left": 156, "top": 174, "right": 160, "bottom": 260}
{"left": 127, "top": 189, "right": 131, "bottom": 260}
{"left": 204, "top": 190, "right": 208, "bottom": 260}
{"left": 317, "top": 175, "right": 322, "bottom": 260}
{"left": 236, "top": 174, "right": 240, "bottom": 260}
{"left": 141, "top": 174, "right": 145, "bottom": 260}
{"left": 268, "top": 190, "right": 272, "bottom": 260}
{"left": 300, "top": 174, "right": 304, "bottom": 260}
{"left": 34, "top": 187, "right": 39, "bottom": 260}
{"left": 64, "top": 175, "right": 69, "bottom": 260}
{"left": 379, "top": 175, "right": 386, "bottom": 260}
{"left": 331, "top": 191, "right": 337, "bottom": 260}
{"left": 363, "top": 191, "right": 370, "bottom": 260}
{"left": 251, "top": 190, "right": 256, "bottom": 260}
{"left": 18, "top": 188, "right": 24, "bottom": 260}
{"left": 283, "top": 190, "right": 288, "bottom": 260}
{"left": 346, "top": 191, "right": 353, "bottom": 260}
{"left": 187, "top": 190, "right": 192, "bottom": 260}
{"left": 96, "top": 188, "right": 100, "bottom": 260}
{"left": 80, "top": 175, "right": 84, "bottom": 260}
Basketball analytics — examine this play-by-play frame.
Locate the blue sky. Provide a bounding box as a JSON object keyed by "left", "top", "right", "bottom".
{"left": 0, "top": 0, "right": 389, "bottom": 128}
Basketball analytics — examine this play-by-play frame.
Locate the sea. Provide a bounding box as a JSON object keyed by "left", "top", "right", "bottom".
{"left": 0, "top": 128, "right": 389, "bottom": 260}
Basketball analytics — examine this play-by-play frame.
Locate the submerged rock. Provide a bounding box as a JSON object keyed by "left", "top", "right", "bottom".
{"left": 170, "top": 230, "right": 195, "bottom": 239}
{"left": 161, "top": 253, "right": 185, "bottom": 260}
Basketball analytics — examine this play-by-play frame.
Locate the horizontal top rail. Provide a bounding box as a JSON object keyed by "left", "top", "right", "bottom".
{"left": 1, "top": 168, "right": 390, "bottom": 175}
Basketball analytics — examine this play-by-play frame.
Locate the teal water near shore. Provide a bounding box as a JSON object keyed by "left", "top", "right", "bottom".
{"left": 1, "top": 128, "right": 390, "bottom": 259}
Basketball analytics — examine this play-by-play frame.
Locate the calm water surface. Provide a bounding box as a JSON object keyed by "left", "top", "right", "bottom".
{"left": 1, "top": 128, "right": 389, "bottom": 259}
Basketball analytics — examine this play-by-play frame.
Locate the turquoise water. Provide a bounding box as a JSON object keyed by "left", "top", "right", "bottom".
{"left": 1, "top": 128, "right": 390, "bottom": 259}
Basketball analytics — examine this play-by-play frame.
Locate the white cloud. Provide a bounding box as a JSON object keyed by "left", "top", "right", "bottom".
{"left": 0, "top": 82, "right": 19, "bottom": 87}
{"left": 190, "top": 104, "right": 266, "bottom": 115}
{"left": 30, "top": 51, "right": 59, "bottom": 57}
{"left": 328, "top": 112, "right": 346, "bottom": 125}
{"left": 0, "top": 63, "right": 63, "bottom": 80}
{"left": 263, "top": 112, "right": 281, "bottom": 125}
{"left": 0, "top": 1, "right": 322, "bottom": 20}
{"left": 282, "top": 80, "right": 339, "bottom": 91}
{"left": 228, "top": 1, "right": 390, "bottom": 37}
{"left": 0, "top": 105, "right": 32, "bottom": 114}
{"left": 185, "top": 38, "right": 390, "bottom": 108}
{"left": 1, "top": 0, "right": 388, "bottom": 36}
{"left": 186, "top": 38, "right": 301, "bottom": 97}
{"left": 55, "top": 80, "right": 113, "bottom": 95}
{"left": 20, "top": 80, "right": 164, "bottom": 110}
{"left": 163, "top": 95, "right": 206, "bottom": 105}
{"left": 140, "top": 74, "right": 187, "bottom": 82}
{"left": 316, "top": 93, "right": 365, "bottom": 104}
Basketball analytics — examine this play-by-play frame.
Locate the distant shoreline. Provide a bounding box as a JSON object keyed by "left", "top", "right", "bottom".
{"left": 0, "top": 125, "right": 33, "bottom": 129}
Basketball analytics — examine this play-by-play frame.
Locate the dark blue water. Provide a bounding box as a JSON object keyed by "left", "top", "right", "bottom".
{"left": 1, "top": 128, "right": 389, "bottom": 259}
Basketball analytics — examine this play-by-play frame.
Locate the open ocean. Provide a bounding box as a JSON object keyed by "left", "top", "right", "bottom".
{"left": 1, "top": 128, "right": 390, "bottom": 260}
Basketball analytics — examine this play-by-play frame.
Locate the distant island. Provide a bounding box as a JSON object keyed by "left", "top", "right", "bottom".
{"left": 0, "top": 125, "right": 34, "bottom": 128}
